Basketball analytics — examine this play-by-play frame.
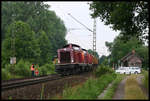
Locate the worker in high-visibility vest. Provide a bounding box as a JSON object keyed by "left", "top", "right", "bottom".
{"left": 30, "top": 64, "right": 35, "bottom": 76}
{"left": 35, "top": 68, "right": 39, "bottom": 76}
{"left": 53, "top": 58, "right": 58, "bottom": 64}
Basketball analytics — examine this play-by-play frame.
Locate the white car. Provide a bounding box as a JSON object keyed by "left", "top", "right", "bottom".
{"left": 115, "top": 67, "right": 141, "bottom": 74}
{"left": 129, "top": 67, "right": 141, "bottom": 74}
{"left": 115, "top": 67, "right": 126, "bottom": 74}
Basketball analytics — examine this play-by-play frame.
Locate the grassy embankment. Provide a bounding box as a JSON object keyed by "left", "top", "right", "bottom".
{"left": 61, "top": 73, "right": 116, "bottom": 99}
{"left": 52, "top": 65, "right": 116, "bottom": 99}
{"left": 142, "top": 69, "right": 148, "bottom": 90}
{"left": 124, "top": 74, "right": 147, "bottom": 99}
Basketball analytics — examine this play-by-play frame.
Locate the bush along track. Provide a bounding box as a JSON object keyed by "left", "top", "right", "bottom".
{"left": 58, "top": 73, "right": 116, "bottom": 99}
{"left": 2, "top": 59, "right": 56, "bottom": 81}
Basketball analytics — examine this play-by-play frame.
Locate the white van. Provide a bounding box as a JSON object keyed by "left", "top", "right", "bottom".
{"left": 115, "top": 67, "right": 126, "bottom": 74}
{"left": 128, "top": 67, "right": 141, "bottom": 74}
{"left": 115, "top": 67, "right": 141, "bottom": 74}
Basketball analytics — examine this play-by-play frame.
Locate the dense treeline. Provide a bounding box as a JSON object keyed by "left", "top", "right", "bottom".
{"left": 2, "top": 1, "right": 67, "bottom": 66}
{"left": 2, "top": 1, "right": 67, "bottom": 79}
{"left": 89, "top": 1, "right": 149, "bottom": 69}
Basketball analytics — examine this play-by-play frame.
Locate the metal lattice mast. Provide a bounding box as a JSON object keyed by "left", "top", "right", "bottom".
{"left": 68, "top": 13, "right": 97, "bottom": 55}
{"left": 11, "top": 25, "right": 15, "bottom": 58}
{"left": 11, "top": 5, "right": 16, "bottom": 66}
{"left": 93, "top": 18, "right": 96, "bottom": 56}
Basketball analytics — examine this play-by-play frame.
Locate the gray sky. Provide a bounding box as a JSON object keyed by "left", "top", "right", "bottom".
{"left": 44, "top": 1, "right": 120, "bottom": 57}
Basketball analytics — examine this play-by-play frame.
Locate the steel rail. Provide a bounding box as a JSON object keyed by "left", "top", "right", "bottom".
{"left": 2, "top": 74, "right": 62, "bottom": 91}
{"left": 2, "top": 71, "right": 93, "bottom": 91}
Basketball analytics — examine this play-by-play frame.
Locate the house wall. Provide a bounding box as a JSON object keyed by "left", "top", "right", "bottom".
{"left": 128, "top": 56, "right": 142, "bottom": 67}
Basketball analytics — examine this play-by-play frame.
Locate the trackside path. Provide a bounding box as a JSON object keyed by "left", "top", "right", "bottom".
{"left": 112, "top": 76, "right": 129, "bottom": 99}
{"left": 136, "top": 75, "right": 149, "bottom": 98}
{"left": 112, "top": 74, "right": 148, "bottom": 99}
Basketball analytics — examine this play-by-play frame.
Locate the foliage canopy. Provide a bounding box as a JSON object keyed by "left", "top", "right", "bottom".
{"left": 89, "top": 1, "right": 149, "bottom": 43}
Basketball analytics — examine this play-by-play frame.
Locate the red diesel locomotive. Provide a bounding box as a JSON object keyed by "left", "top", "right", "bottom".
{"left": 55, "top": 43, "right": 98, "bottom": 75}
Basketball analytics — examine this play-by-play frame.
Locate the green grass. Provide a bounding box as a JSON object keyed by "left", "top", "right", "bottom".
{"left": 8, "top": 96, "right": 12, "bottom": 100}
{"left": 2, "top": 68, "right": 11, "bottom": 80}
{"left": 124, "top": 75, "right": 147, "bottom": 99}
{"left": 142, "top": 70, "right": 148, "bottom": 90}
{"left": 102, "top": 74, "right": 125, "bottom": 99}
{"left": 58, "top": 73, "right": 116, "bottom": 99}
{"left": 40, "top": 83, "right": 45, "bottom": 99}
{"left": 2, "top": 68, "right": 25, "bottom": 80}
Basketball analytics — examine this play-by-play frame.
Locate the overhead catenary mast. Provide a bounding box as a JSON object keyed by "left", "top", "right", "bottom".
{"left": 10, "top": 5, "right": 16, "bottom": 67}
{"left": 68, "top": 13, "right": 97, "bottom": 56}
{"left": 93, "top": 18, "right": 96, "bottom": 56}
{"left": 10, "top": 22, "right": 16, "bottom": 66}
{"left": 68, "top": 13, "right": 93, "bottom": 32}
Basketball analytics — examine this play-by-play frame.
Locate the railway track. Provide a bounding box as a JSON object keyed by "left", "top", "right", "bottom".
{"left": 2, "top": 70, "right": 93, "bottom": 92}
{"left": 2, "top": 71, "right": 93, "bottom": 99}
{"left": 2, "top": 74, "right": 62, "bottom": 91}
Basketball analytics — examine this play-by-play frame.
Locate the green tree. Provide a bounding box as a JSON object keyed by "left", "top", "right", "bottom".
{"left": 99, "top": 55, "right": 107, "bottom": 64}
{"left": 105, "top": 35, "right": 148, "bottom": 69}
{"left": 2, "top": 21, "right": 41, "bottom": 66}
{"left": 37, "top": 30, "right": 52, "bottom": 66}
{"left": 2, "top": 1, "right": 67, "bottom": 58}
{"left": 87, "top": 49, "right": 99, "bottom": 59}
{"left": 135, "top": 46, "right": 149, "bottom": 69}
{"left": 89, "top": 1, "right": 149, "bottom": 43}
{"left": 2, "top": 2, "right": 50, "bottom": 40}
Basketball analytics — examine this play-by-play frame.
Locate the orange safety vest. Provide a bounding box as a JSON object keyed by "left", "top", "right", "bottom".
{"left": 30, "top": 65, "right": 34, "bottom": 71}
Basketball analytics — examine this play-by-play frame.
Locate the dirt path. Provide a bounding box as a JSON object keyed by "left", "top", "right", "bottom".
{"left": 112, "top": 76, "right": 129, "bottom": 99}
{"left": 136, "top": 75, "right": 149, "bottom": 98}
{"left": 113, "top": 74, "right": 148, "bottom": 99}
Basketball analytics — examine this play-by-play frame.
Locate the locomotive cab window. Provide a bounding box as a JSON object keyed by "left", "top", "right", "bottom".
{"left": 60, "top": 51, "right": 71, "bottom": 63}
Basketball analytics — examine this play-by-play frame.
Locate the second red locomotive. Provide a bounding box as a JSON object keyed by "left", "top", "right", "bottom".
{"left": 55, "top": 43, "right": 98, "bottom": 75}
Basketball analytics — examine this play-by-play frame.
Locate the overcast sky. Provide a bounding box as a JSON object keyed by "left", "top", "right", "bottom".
{"left": 44, "top": 1, "right": 120, "bottom": 57}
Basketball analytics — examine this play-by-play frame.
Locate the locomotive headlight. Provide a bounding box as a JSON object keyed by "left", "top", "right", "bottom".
{"left": 58, "top": 60, "right": 60, "bottom": 63}
{"left": 71, "top": 59, "right": 74, "bottom": 63}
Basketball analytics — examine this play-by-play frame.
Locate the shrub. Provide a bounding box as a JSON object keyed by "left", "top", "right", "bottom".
{"left": 38, "top": 65, "right": 47, "bottom": 76}
{"left": 48, "top": 63, "right": 56, "bottom": 74}
{"left": 2, "top": 68, "right": 11, "bottom": 80}
{"left": 38, "top": 63, "right": 56, "bottom": 75}
{"left": 5, "top": 64, "right": 14, "bottom": 73}
{"left": 94, "top": 64, "right": 114, "bottom": 77}
{"left": 14, "top": 59, "right": 31, "bottom": 77}
{"left": 44, "top": 63, "right": 55, "bottom": 71}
